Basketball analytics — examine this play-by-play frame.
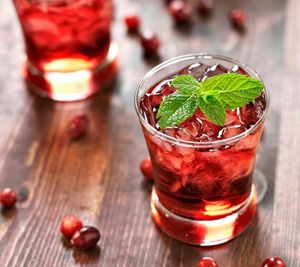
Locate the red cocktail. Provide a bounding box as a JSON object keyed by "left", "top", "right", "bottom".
{"left": 135, "top": 54, "right": 269, "bottom": 245}
{"left": 13, "top": 0, "right": 118, "bottom": 101}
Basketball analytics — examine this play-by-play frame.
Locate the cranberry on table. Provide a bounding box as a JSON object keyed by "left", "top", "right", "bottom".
{"left": 69, "top": 114, "right": 89, "bottom": 140}
{"left": 0, "top": 188, "right": 17, "bottom": 208}
{"left": 261, "top": 257, "right": 286, "bottom": 267}
{"left": 71, "top": 226, "right": 101, "bottom": 250}
{"left": 198, "top": 0, "right": 214, "bottom": 16}
{"left": 168, "top": 0, "right": 192, "bottom": 23}
{"left": 198, "top": 257, "right": 218, "bottom": 267}
{"left": 229, "top": 8, "right": 247, "bottom": 29}
{"left": 140, "top": 31, "right": 160, "bottom": 56}
{"left": 124, "top": 12, "right": 140, "bottom": 32}
{"left": 140, "top": 157, "right": 154, "bottom": 181}
{"left": 60, "top": 216, "right": 83, "bottom": 238}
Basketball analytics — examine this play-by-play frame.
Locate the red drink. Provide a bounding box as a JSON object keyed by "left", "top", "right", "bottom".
{"left": 135, "top": 54, "right": 269, "bottom": 245}
{"left": 13, "top": 0, "right": 118, "bottom": 101}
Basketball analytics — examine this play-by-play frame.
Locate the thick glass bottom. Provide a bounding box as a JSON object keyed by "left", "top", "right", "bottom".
{"left": 25, "top": 43, "right": 118, "bottom": 102}
{"left": 151, "top": 185, "right": 257, "bottom": 246}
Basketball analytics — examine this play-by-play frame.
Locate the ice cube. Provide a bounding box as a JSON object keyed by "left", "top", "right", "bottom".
{"left": 166, "top": 154, "right": 183, "bottom": 171}
{"left": 149, "top": 134, "right": 173, "bottom": 153}
{"left": 201, "top": 121, "right": 220, "bottom": 137}
{"left": 231, "top": 65, "right": 249, "bottom": 76}
{"left": 187, "top": 172, "right": 217, "bottom": 198}
{"left": 149, "top": 93, "right": 163, "bottom": 107}
{"left": 161, "top": 83, "right": 175, "bottom": 96}
{"left": 221, "top": 151, "right": 255, "bottom": 180}
{"left": 239, "top": 103, "right": 259, "bottom": 126}
{"left": 233, "top": 130, "right": 261, "bottom": 151}
{"left": 220, "top": 125, "right": 247, "bottom": 139}
{"left": 175, "top": 128, "right": 195, "bottom": 141}
{"left": 204, "top": 64, "right": 230, "bottom": 78}
{"left": 225, "top": 109, "right": 240, "bottom": 125}
{"left": 156, "top": 152, "right": 183, "bottom": 173}
{"left": 180, "top": 120, "right": 201, "bottom": 138}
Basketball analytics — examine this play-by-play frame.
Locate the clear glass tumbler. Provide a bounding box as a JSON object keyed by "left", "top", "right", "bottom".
{"left": 13, "top": 0, "right": 118, "bottom": 101}
{"left": 135, "top": 54, "right": 269, "bottom": 246}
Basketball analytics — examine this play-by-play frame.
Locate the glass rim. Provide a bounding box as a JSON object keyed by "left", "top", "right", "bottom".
{"left": 134, "top": 53, "right": 270, "bottom": 148}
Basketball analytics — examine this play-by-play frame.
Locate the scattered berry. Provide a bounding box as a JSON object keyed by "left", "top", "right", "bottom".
{"left": 71, "top": 226, "right": 101, "bottom": 250}
{"left": 168, "top": 0, "right": 192, "bottom": 23}
{"left": 140, "top": 31, "right": 160, "bottom": 56}
{"left": 198, "top": 257, "right": 218, "bottom": 267}
{"left": 261, "top": 257, "right": 286, "bottom": 267}
{"left": 60, "top": 216, "right": 83, "bottom": 238}
{"left": 69, "top": 114, "right": 89, "bottom": 140}
{"left": 140, "top": 157, "right": 154, "bottom": 180}
{"left": 124, "top": 12, "right": 140, "bottom": 32}
{"left": 229, "top": 8, "right": 247, "bottom": 29}
{"left": 198, "top": 0, "right": 214, "bottom": 16}
{"left": 0, "top": 188, "right": 17, "bottom": 209}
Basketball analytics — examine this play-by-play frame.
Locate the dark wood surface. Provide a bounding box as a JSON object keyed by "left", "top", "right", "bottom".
{"left": 0, "top": 0, "right": 299, "bottom": 266}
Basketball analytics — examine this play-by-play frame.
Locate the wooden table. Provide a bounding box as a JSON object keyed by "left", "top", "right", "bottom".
{"left": 0, "top": 0, "right": 299, "bottom": 266}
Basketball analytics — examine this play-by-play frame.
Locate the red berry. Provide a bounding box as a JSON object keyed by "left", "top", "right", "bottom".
{"left": 71, "top": 226, "right": 101, "bottom": 250}
{"left": 229, "top": 8, "right": 247, "bottom": 29}
{"left": 261, "top": 257, "right": 286, "bottom": 267}
{"left": 124, "top": 12, "right": 140, "bottom": 32}
{"left": 60, "top": 216, "right": 83, "bottom": 238}
{"left": 140, "top": 31, "right": 160, "bottom": 56}
{"left": 140, "top": 157, "right": 154, "bottom": 180}
{"left": 0, "top": 188, "right": 17, "bottom": 209}
{"left": 69, "top": 114, "right": 89, "bottom": 140}
{"left": 168, "top": 0, "right": 192, "bottom": 23}
{"left": 198, "top": 257, "right": 218, "bottom": 267}
{"left": 198, "top": 0, "right": 214, "bottom": 16}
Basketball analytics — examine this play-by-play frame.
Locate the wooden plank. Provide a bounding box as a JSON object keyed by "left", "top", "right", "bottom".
{"left": 272, "top": 0, "right": 300, "bottom": 265}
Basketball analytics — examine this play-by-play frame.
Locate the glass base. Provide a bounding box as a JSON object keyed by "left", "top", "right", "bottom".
{"left": 151, "top": 185, "right": 257, "bottom": 246}
{"left": 253, "top": 169, "right": 268, "bottom": 204}
{"left": 25, "top": 43, "right": 118, "bottom": 102}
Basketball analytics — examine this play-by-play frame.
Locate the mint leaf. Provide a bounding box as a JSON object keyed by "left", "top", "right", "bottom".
{"left": 156, "top": 93, "right": 197, "bottom": 129}
{"left": 156, "top": 72, "right": 264, "bottom": 129}
{"left": 171, "top": 75, "right": 201, "bottom": 95}
{"left": 200, "top": 73, "right": 264, "bottom": 109}
{"left": 198, "top": 96, "right": 226, "bottom": 126}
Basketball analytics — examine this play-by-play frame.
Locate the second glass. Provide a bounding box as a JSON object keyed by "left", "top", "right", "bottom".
{"left": 13, "top": 0, "right": 118, "bottom": 101}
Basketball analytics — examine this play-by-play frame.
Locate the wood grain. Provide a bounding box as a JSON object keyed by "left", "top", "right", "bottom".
{"left": 0, "top": 0, "right": 298, "bottom": 266}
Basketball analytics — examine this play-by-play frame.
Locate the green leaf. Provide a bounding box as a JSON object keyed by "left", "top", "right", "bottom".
{"left": 198, "top": 96, "right": 226, "bottom": 126}
{"left": 171, "top": 75, "right": 201, "bottom": 95}
{"left": 156, "top": 93, "right": 198, "bottom": 129}
{"left": 200, "top": 73, "right": 264, "bottom": 109}
{"left": 155, "top": 72, "right": 264, "bottom": 128}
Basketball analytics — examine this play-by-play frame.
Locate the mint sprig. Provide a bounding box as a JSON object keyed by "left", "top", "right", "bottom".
{"left": 156, "top": 73, "right": 264, "bottom": 128}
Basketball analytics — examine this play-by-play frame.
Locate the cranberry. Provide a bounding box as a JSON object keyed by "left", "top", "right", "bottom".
{"left": 140, "top": 157, "right": 154, "bottom": 180}
{"left": 60, "top": 216, "right": 83, "bottom": 238}
{"left": 69, "top": 114, "right": 89, "bottom": 140}
{"left": 140, "top": 31, "right": 160, "bottom": 56}
{"left": 168, "top": 0, "right": 192, "bottom": 24}
{"left": 198, "top": 0, "right": 214, "bottom": 16}
{"left": 124, "top": 12, "right": 140, "bottom": 32}
{"left": 229, "top": 8, "right": 247, "bottom": 29}
{"left": 261, "top": 257, "right": 286, "bottom": 267}
{"left": 71, "top": 226, "right": 101, "bottom": 250}
{"left": 198, "top": 257, "right": 218, "bottom": 267}
{"left": 0, "top": 188, "right": 17, "bottom": 208}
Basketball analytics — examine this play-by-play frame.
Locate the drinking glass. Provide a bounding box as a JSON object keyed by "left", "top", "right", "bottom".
{"left": 135, "top": 54, "right": 269, "bottom": 246}
{"left": 13, "top": 0, "right": 118, "bottom": 101}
